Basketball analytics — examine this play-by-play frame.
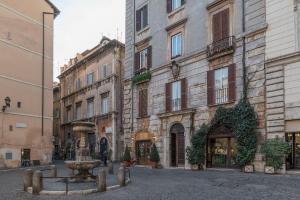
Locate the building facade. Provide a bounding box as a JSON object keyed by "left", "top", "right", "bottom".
{"left": 265, "top": 0, "right": 300, "bottom": 170}
{"left": 58, "top": 37, "right": 124, "bottom": 161}
{"left": 0, "top": 0, "right": 59, "bottom": 168}
{"left": 124, "top": 0, "right": 267, "bottom": 170}
{"left": 53, "top": 82, "right": 62, "bottom": 159}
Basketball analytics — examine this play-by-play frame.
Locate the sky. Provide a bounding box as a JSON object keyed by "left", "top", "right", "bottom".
{"left": 51, "top": 0, "right": 125, "bottom": 81}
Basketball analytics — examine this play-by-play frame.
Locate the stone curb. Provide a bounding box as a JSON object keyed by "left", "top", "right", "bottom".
{"left": 28, "top": 178, "right": 131, "bottom": 196}
{"left": 0, "top": 165, "right": 52, "bottom": 172}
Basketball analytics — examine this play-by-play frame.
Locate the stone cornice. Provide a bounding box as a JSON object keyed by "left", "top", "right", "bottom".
{"left": 165, "top": 17, "right": 188, "bottom": 31}
{"left": 157, "top": 108, "right": 196, "bottom": 119}
{"left": 265, "top": 51, "right": 300, "bottom": 66}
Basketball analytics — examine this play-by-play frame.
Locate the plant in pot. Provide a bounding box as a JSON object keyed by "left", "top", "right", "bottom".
{"left": 122, "top": 145, "right": 131, "bottom": 167}
{"left": 260, "top": 138, "right": 291, "bottom": 174}
{"left": 186, "top": 124, "right": 208, "bottom": 170}
{"left": 233, "top": 99, "right": 258, "bottom": 173}
{"left": 149, "top": 144, "right": 160, "bottom": 169}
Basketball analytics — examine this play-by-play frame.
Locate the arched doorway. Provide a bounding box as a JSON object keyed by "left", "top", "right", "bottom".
{"left": 170, "top": 123, "right": 185, "bottom": 167}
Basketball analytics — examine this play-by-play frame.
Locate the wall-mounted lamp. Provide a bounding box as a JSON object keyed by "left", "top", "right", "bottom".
{"left": 2, "top": 97, "right": 11, "bottom": 112}
{"left": 170, "top": 60, "right": 180, "bottom": 79}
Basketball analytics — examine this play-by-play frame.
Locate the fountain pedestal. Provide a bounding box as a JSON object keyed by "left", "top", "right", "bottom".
{"left": 64, "top": 122, "right": 101, "bottom": 181}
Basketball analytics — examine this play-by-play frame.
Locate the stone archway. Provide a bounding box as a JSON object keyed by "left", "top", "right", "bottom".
{"left": 170, "top": 123, "right": 185, "bottom": 167}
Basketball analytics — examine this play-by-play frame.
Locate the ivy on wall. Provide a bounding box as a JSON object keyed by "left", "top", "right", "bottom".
{"left": 188, "top": 99, "right": 259, "bottom": 168}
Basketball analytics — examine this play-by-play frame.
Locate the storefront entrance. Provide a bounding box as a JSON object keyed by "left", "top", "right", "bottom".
{"left": 286, "top": 132, "right": 300, "bottom": 169}
{"left": 170, "top": 123, "right": 185, "bottom": 167}
{"left": 207, "top": 137, "right": 237, "bottom": 168}
{"left": 136, "top": 140, "right": 151, "bottom": 165}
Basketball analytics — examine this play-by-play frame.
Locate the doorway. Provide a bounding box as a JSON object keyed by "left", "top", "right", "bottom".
{"left": 170, "top": 123, "right": 185, "bottom": 167}
{"left": 207, "top": 137, "right": 237, "bottom": 168}
{"left": 136, "top": 140, "right": 151, "bottom": 165}
{"left": 286, "top": 132, "right": 300, "bottom": 169}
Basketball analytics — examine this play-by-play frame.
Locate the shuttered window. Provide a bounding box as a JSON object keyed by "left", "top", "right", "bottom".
{"left": 165, "top": 78, "right": 187, "bottom": 112}
{"left": 212, "top": 8, "right": 230, "bottom": 42}
{"left": 136, "top": 5, "right": 148, "bottom": 32}
{"left": 207, "top": 64, "right": 235, "bottom": 106}
{"left": 135, "top": 46, "right": 152, "bottom": 73}
{"left": 139, "top": 89, "right": 148, "bottom": 117}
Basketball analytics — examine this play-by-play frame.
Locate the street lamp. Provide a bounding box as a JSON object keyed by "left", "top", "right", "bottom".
{"left": 2, "top": 96, "right": 11, "bottom": 112}
{"left": 170, "top": 60, "right": 180, "bottom": 79}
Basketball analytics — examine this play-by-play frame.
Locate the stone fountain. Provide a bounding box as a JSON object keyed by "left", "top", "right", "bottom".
{"left": 64, "top": 122, "right": 101, "bottom": 181}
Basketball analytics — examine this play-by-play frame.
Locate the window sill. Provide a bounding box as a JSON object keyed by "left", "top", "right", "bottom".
{"left": 136, "top": 115, "right": 150, "bottom": 120}
{"left": 171, "top": 54, "right": 182, "bottom": 61}
{"left": 137, "top": 26, "right": 150, "bottom": 35}
{"left": 168, "top": 5, "right": 185, "bottom": 18}
{"left": 208, "top": 100, "right": 235, "bottom": 107}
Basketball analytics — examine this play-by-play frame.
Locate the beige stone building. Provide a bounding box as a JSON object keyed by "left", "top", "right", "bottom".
{"left": 53, "top": 82, "right": 62, "bottom": 159}
{"left": 265, "top": 0, "right": 300, "bottom": 170}
{"left": 0, "top": 0, "right": 59, "bottom": 168}
{"left": 58, "top": 37, "right": 124, "bottom": 161}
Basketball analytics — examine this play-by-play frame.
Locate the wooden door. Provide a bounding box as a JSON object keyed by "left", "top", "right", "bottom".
{"left": 177, "top": 133, "right": 185, "bottom": 166}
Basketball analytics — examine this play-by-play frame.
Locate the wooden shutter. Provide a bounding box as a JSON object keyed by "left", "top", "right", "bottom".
{"left": 221, "top": 8, "right": 230, "bottom": 39}
{"left": 181, "top": 78, "right": 187, "bottom": 110}
{"left": 143, "top": 5, "right": 148, "bottom": 27}
{"left": 147, "top": 46, "right": 152, "bottom": 69}
{"left": 136, "top": 9, "right": 141, "bottom": 32}
{"left": 212, "top": 12, "right": 221, "bottom": 42}
{"left": 207, "top": 70, "right": 215, "bottom": 106}
{"left": 167, "top": 0, "right": 172, "bottom": 13}
{"left": 228, "top": 64, "right": 236, "bottom": 102}
{"left": 166, "top": 82, "right": 172, "bottom": 112}
{"left": 139, "top": 89, "right": 148, "bottom": 117}
{"left": 135, "top": 52, "right": 140, "bottom": 73}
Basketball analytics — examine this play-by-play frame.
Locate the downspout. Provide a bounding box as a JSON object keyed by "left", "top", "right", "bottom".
{"left": 242, "top": 0, "right": 247, "bottom": 100}
{"left": 131, "top": 0, "right": 136, "bottom": 133}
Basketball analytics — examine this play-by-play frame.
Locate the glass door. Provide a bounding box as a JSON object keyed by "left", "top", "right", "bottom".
{"left": 136, "top": 141, "right": 151, "bottom": 165}
{"left": 286, "top": 133, "right": 300, "bottom": 169}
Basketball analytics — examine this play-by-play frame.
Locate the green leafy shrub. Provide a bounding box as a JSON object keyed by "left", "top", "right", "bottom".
{"left": 260, "top": 138, "right": 291, "bottom": 170}
{"left": 149, "top": 144, "right": 160, "bottom": 163}
{"left": 123, "top": 145, "right": 131, "bottom": 162}
{"left": 186, "top": 124, "right": 208, "bottom": 166}
{"left": 132, "top": 71, "right": 151, "bottom": 85}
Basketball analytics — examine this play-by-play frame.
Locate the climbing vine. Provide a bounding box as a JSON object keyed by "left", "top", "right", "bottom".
{"left": 188, "top": 99, "right": 259, "bottom": 168}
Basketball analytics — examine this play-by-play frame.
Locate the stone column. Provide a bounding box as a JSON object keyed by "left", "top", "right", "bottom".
{"left": 49, "top": 165, "right": 57, "bottom": 177}
{"left": 117, "top": 166, "right": 125, "bottom": 186}
{"left": 23, "top": 169, "right": 33, "bottom": 192}
{"left": 32, "top": 170, "right": 43, "bottom": 195}
{"left": 96, "top": 170, "right": 106, "bottom": 192}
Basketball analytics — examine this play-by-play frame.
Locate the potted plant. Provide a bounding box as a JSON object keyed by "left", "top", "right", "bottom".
{"left": 149, "top": 144, "right": 160, "bottom": 168}
{"left": 122, "top": 145, "right": 131, "bottom": 167}
{"left": 186, "top": 124, "right": 208, "bottom": 170}
{"left": 260, "top": 138, "right": 291, "bottom": 174}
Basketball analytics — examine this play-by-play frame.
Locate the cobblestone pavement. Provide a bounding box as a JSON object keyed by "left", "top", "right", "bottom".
{"left": 1, "top": 163, "right": 300, "bottom": 200}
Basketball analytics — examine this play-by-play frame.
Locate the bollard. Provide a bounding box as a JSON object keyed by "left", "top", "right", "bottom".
{"left": 32, "top": 170, "right": 43, "bottom": 195}
{"left": 117, "top": 166, "right": 125, "bottom": 187}
{"left": 96, "top": 169, "right": 106, "bottom": 192}
{"left": 23, "top": 169, "right": 33, "bottom": 192}
{"left": 108, "top": 162, "right": 114, "bottom": 174}
{"left": 49, "top": 165, "right": 57, "bottom": 177}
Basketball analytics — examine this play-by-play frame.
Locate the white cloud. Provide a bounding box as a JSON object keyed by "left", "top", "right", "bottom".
{"left": 52, "top": 0, "right": 125, "bottom": 81}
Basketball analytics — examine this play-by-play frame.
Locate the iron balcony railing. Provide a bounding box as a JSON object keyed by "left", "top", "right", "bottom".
{"left": 172, "top": 98, "right": 181, "bottom": 112}
{"left": 207, "top": 36, "right": 235, "bottom": 58}
{"left": 215, "top": 87, "right": 228, "bottom": 105}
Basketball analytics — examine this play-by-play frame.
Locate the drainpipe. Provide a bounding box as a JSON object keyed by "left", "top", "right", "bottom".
{"left": 242, "top": 0, "right": 247, "bottom": 100}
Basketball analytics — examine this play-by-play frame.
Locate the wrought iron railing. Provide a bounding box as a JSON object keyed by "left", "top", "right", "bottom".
{"left": 215, "top": 87, "right": 228, "bottom": 105}
{"left": 207, "top": 36, "right": 235, "bottom": 58}
{"left": 172, "top": 98, "right": 181, "bottom": 111}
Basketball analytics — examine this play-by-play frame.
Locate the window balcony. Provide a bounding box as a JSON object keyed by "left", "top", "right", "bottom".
{"left": 207, "top": 36, "right": 235, "bottom": 59}
{"left": 215, "top": 87, "right": 228, "bottom": 105}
